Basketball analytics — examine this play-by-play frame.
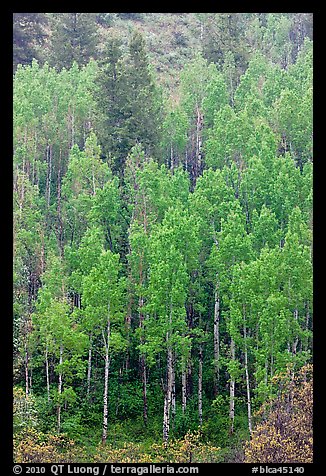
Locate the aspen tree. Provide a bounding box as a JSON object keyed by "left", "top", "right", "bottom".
{"left": 82, "top": 250, "right": 126, "bottom": 444}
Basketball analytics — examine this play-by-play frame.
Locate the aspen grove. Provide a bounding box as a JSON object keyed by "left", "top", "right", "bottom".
{"left": 13, "top": 13, "right": 313, "bottom": 463}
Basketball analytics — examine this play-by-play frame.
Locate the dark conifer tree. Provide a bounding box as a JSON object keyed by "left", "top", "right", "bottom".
{"left": 13, "top": 13, "right": 48, "bottom": 70}
{"left": 201, "top": 13, "right": 249, "bottom": 76}
{"left": 95, "top": 31, "right": 163, "bottom": 175}
{"left": 94, "top": 38, "right": 128, "bottom": 173}
{"left": 123, "top": 31, "right": 163, "bottom": 159}
{"left": 49, "top": 13, "right": 98, "bottom": 69}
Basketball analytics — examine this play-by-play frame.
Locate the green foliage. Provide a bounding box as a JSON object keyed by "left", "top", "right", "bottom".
{"left": 13, "top": 13, "right": 313, "bottom": 464}
{"left": 13, "top": 13, "right": 48, "bottom": 70}
{"left": 14, "top": 387, "right": 39, "bottom": 433}
{"left": 49, "top": 13, "right": 99, "bottom": 69}
{"left": 205, "top": 105, "right": 277, "bottom": 169}
{"left": 92, "top": 430, "right": 220, "bottom": 463}
{"left": 201, "top": 13, "right": 249, "bottom": 75}
{"left": 83, "top": 250, "right": 125, "bottom": 327}
{"left": 61, "top": 133, "right": 113, "bottom": 246}
{"left": 95, "top": 32, "right": 163, "bottom": 173}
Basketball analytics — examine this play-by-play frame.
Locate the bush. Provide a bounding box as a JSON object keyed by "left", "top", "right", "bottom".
{"left": 93, "top": 430, "right": 220, "bottom": 463}
{"left": 244, "top": 365, "right": 313, "bottom": 463}
{"left": 173, "top": 31, "right": 188, "bottom": 47}
{"left": 149, "top": 430, "right": 221, "bottom": 463}
{"left": 13, "top": 387, "right": 38, "bottom": 433}
{"left": 14, "top": 428, "right": 85, "bottom": 463}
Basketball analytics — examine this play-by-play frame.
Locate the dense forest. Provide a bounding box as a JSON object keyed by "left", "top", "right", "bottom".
{"left": 13, "top": 13, "right": 313, "bottom": 464}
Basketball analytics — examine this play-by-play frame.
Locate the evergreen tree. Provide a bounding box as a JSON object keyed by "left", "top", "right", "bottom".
{"left": 94, "top": 38, "right": 128, "bottom": 172}
{"left": 124, "top": 31, "right": 163, "bottom": 159}
{"left": 13, "top": 13, "right": 48, "bottom": 70}
{"left": 49, "top": 13, "right": 98, "bottom": 70}
{"left": 95, "top": 32, "right": 163, "bottom": 175}
{"left": 201, "top": 13, "right": 249, "bottom": 79}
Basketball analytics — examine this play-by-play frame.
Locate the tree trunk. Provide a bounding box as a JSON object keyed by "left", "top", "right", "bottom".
{"left": 32, "top": 131, "right": 36, "bottom": 185}
{"left": 163, "top": 344, "right": 173, "bottom": 443}
{"left": 40, "top": 230, "right": 45, "bottom": 274}
{"left": 115, "top": 367, "right": 122, "bottom": 417}
{"left": 92, "top": 165, "right": 96, "bottom": 196}
{"left": 87, "top": 334, "right": 92, "bottom": 398}
{"left": 270, "top": 313, "right": 275, "bottom": 379}
{"left": 125, "top": 305, "right": 132, "bottom": 371}
{"left": 198, "top": 344, "right": 203, "bottom": 427}
{"left": 292, "top": 308, "right": 299, "bottom": 355}
{"left": 57, "top": 148, "right": 64, "bottom": 257}
{"left": 264, "top": 358, "right": 268, "bottom": 386}
{"left": 23, "top": 313, "right": 32, "bottom": 399}
{"left": 213, "top": 286, "right": 220, "bottom": 396}
{"left": 229, "top": 68, "right": 234, "bottom": 108}
{"left": 29, "top": 368, "right": 33, "bottom": 396}
{"left": 163, "top": 390, "right": 169, "bottom": 443}
{"left": 140, "top": 354, "right": 148, "bottom": 426}
{"left": 19, "top": 157, "right": 25, "bottom": 218}
{"left": 196, "top": 106, "right": 203, "bottom": 175}
{"left": 71, "top": 106, "right": 75, "bottom": 148}
{"left": 45, "top": 345, "right": 50, "bottom": 403}
{"left": 229, "top": 338, "right": 235, "bottom": 435}
{"left": 139, "top": 295, "right": 148, "bottom": 426}
{"left": 25, "top": 342, "right": 29, "bottom": 398}
{"left": 20, "top": 128, "right": 28, "bottom": 213}
{"left": 304, "top": 303, "right": 310, "bottom": 351}
{"left": 187, "top": 359, "right": 193, "bottom": 398}
{"left": 46, "top": 144, "right": 52, "bottom": 208}
{"left": 102, "top": 313, "right": 111, "bottom": 444}
{"left": 181, "top": 358, "right": 187, "bottom": 414}
{"left": 243, "top": 311, "right": 252, "bottom": 435}
{"left": 171, "top": 351, "right": 176, "bottom": 430}
{"left": 163, "top": 304, "right": 173, "bottom": 442}
{"left": 286, "top": 286, "right": 292, "bottom": 353}
{"left": 57, "top": 343, "right": 63, "bottom": 433}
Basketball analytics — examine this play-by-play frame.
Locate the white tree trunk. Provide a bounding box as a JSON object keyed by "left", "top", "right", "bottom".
{"left": 195, "top": 107, "right": 203, "bottom": 179}
{"left": 198, "top": 344, "right": 203, "bottom": 427}
{"left": 139, "top": 295, "right": 148, "bottom": 426}
{"left": 141, "top": 354, "right": 148, "bottom": 426}
{"left": 45, "top": 345, "right": 50, "bottom": 403}
{"left": 46, "top": 145, "right": 52, "bottom": 208}
{"left": 304, "top": 303, "right": 310, "bottom": 351}
{"left": 181, "top": 358, "right": 187, "bottom": 414}
{"left": 92, "top": 166, "right": 96, "bottom": 196}
{"left": 243, "top": 313, "right": 252, "bottom": 435}
{"left": 163, "top": 344, "right": 173, "bottom": 443}
{"left": 292, "top": 308, "right": 299, "bottom": 355}
{"left": 229, "top": 338, "right": 235, "bottom": 434}
{"left": 87, "top": 334, "right": 92, "bottom": 398}
{"left": 71, "top": 107, "right": 75, "bottom": 147}
{"left": 102, "top": 311, "right": 111, "bottom": 444}
{"left": 213, "top": 287, "right": 220, "bottom": 395}
{"left": 57, "top": 343, "right": 63, "bottom": 433}
{"left": 25, "top": 342, "right": 29, "bottom": 398}
{"left": 171, "top": 352, "right": 176, "bottom": 430}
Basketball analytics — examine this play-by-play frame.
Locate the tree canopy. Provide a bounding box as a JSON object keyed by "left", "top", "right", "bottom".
{"left": 13, "top": 13, "right": 313, "bottom": 464}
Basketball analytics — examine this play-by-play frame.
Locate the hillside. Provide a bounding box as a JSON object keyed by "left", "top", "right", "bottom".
{"left": 13, "top": 12, "right": 313, "bottom": 465}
